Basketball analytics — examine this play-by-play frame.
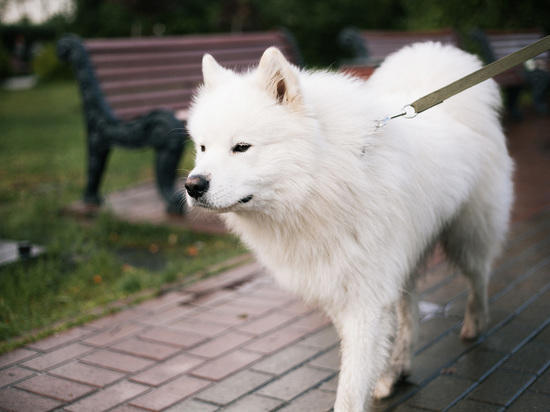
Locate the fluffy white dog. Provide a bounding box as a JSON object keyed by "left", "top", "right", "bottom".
{"left": 184, "top": 43, "right": 514, "bottom": 411}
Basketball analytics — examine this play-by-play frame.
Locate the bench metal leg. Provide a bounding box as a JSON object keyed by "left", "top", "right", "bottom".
{"left": 84, "top": 134, "right": 110, "bottom": 206}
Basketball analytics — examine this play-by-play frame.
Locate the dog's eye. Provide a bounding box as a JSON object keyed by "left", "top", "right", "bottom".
{"left": 200, "top": 145, "right": 206, "bottom": 152}
{"left": 232, "top": 143, "right": 251, "bottom": 153}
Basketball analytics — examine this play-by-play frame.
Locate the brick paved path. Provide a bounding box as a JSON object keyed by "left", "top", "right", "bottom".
{"left": 1, "top": 111, "right": 549, "bottom": 411}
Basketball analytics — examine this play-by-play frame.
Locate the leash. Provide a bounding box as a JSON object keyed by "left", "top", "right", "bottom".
{"left": 376, "top": 35, "right": 550, "bottom": 128}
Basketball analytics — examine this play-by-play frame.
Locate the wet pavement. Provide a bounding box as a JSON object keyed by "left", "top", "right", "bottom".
{"left": 0, "top": 109, "right": 549, "bottom": 411}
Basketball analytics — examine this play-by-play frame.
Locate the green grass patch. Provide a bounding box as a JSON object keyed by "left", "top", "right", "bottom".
{"left": 0, "top": 80, "right": 246, "bottom": 353}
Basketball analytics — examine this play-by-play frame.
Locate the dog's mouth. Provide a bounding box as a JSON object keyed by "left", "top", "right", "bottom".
{"left": 192, "top": 194, "right": 253, "bottom": 211}
{"left": 238, "top": 195, "right": 253, "bottom": 204}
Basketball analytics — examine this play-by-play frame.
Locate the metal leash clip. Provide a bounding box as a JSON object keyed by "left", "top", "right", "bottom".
{"left": 376, "top": 105, "right": 417, "bottom": 128}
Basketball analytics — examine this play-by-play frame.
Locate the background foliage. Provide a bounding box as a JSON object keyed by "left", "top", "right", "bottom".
{"left": 1, "top": 0, "right": 548, "bottom": 72}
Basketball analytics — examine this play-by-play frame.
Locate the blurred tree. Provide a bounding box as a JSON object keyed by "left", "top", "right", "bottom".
{"left": 401, "top": 0, "right": 550, "bottom": 33}
{"left": 66, "top": 0, "right": 548, "bottom": 65}
{"left": 255, "top": 0, "right": 405, "bottom": 65}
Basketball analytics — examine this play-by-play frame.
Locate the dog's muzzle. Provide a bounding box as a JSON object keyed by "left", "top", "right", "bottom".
{"left": 185, "top": 174, "right": 210, "bottom": 199}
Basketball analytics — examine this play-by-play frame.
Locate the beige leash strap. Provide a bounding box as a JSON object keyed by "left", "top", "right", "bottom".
{"left": 377, "top": 35, "right": 550, "bottom": 127}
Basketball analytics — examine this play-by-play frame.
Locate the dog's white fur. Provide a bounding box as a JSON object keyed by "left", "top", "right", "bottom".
{"left": 185, "top": 43, "right": 514, "bottom": 411}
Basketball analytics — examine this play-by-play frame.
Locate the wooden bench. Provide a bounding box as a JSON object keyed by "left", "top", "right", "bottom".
{"left": 57, "top": 31, "right": 302, "bottom": 213}
{"left": 470, "top": 28, "right": 549, "bottom": 118}
{"left": 338, "top": 27, "right": 461, "bottom": 78}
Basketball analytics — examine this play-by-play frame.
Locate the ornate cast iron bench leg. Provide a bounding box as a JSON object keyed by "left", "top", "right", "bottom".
{"left": 57, "top": 35, "right": 186, "bottom": 214}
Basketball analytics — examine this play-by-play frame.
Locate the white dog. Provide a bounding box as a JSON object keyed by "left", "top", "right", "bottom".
{"left": 184, "top": 43, "right": 514, "bottom": 411}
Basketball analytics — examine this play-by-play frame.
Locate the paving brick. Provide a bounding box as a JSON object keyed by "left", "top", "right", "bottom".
{"left": 503, "top": 341, "right": 550, "bottom": 374}
{"left": 0, "top": 348, "right": 38, "bottom": 368}
{"left": 451, "top": 347, "right": 507, "bottom": 380}
{"left": 221, "top": 394, "right": 284, "bottom": 411}
{"left": 169, "top": 318, "right": 231, "bottom": 337}
{"left": 481, "top": 323, "right": 535, "bottom": 353}
{"left": 15, "top": 374, "right": 95, "bottom": 402}
{"left": 130, "top": 375, "right": 211, "bottom": 411}
{"left": 212, "top": 297, "right": 274, "bottom": 317}
{"left": 137, "top": 291, "right": 194, "bottom": 312}
{"left": 237, "top": 310, "right": 297, "bottom": 335}
{"left": 188, "top": 331, "right": 253, "bottom": 358}
{"left": 83, "top": 324, "right": 146, "bottom": 347}
{"left": 282, "top": 300, "right": 314, "bottom": 315}
{"left": 257, "top": 365, "right": 333, "bottom": 401}
{"left": 190, "top": 289, "right": 236, "bottom": 307}
{"left": 414, "top": 317, "right": 459, "bottom": 351}
{"left": 191, "top": 350, "right": 263, "bottom": 381}
{"left": 512, "top": 299, "right": 550, "bottom": 329}
{"left": 252, "top": 344, "right": 319, "bottom": 376}
{"left": 467, "top": 368, "right": 535, "bottom": 406}
{"left": 168, "top": 317, "right": 231, "bottom": 337}
{"left": 86, "top": 308, "right": 143, "bottom": 329}
{"left": 392, "top": 403, "right": 431, "bottom": 412}
{"left": 81, "top": 350, "right": 155, "bottom": 373}
{"left": 195, "top": 369, "right": 273, "bottom": 405}
{"left": 49, "top": 361, "right": 125, "bottom": 388}
{"left": 110, "top": 337, "right": 181, "bottom": 360}
{"left": 189, "top": 308, "right": 251, "bottom": 326}
{"left": 407, "top": 375, "right": 475, "bottom": 410}
{"left": 530, "top": 368, "right": 550, "bottom": 394}
{"left": 137, "top": 305, "right": 196, "bottom": 326}
{"left": 164, "top": 398, "right": 219, "bottom": 411}
{"left": 507, "top": 390, "right": 550, "bottom": 411}
{"left": 297, "top": 325, "right": 340, "bottom": 349}
{"left": 308, "top": 346, "right": 340, "bottom": 371}
{"left": 21, "top": 343, "right": 93, "bottom": 371}
{"left": 318, "top": 375, "right": 338, "bottom": 392}
{"left": 183, "top": 262, "right": 261, "bottom": 295}
{"left": 0, "top": 387, "right": 62, "bottom": 412}
{"left": 26, "top": 327, "right": 92, "bottom": 351}
{"left": 0, "top": 367, "right": 34, "bottom": 388}
{"left": 277, "top": 388, "right": 335, "bottom": 411}
{"left": 138, "top": 326, "right": 208, "bottom": 348}
{"left": 408, "top": 331, "right": 474, "bottom": 385}
{"left": 65, "top": 380, "right": 149, "bottom": 412}
{"left": 447, "top": 398, "right": 502, "bottom": 411}
{"left": 245, "top": 327, "right": 311, "bottom": 354}
{"left": 289, "top": 311, "right": 331, "bottom": 332}
{"left": 131, "top": 354, "right": 206, "bottom": 386}
{"left": 110, "top": 405, "right": 147, "bottom": 412}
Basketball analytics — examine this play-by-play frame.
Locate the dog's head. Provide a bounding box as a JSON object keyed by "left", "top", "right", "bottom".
{"left": 185, "top": 48, "right": 318, "bottom": 213}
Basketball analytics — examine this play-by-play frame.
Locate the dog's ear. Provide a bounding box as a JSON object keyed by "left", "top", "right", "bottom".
{"left": 202, "top": 54, "right": 230, "bottom": 89}
{"left": 257, "top": 47, "right": 302, "bottom": 107}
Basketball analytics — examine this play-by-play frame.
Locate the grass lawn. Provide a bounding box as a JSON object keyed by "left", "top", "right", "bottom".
{"left": 0, "top": 80, "right": 246, "bottom": 353}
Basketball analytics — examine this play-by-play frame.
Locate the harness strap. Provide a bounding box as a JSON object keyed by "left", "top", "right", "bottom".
{"left": 377, "top": 35, "right": 550, "bottom": 127}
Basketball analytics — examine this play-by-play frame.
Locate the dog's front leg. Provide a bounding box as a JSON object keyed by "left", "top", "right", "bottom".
{"left": 333, "top": 307, "right": 394, "bottom": 412}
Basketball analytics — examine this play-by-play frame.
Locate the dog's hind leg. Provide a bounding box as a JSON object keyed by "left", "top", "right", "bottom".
{"left": 373, "top": 275, "right": 418, "bottom": 399}
{"left": 442, "top": 186, "right": 510, "bottom": 340}
{"left": 333, "top": 306, "right": 394, "bottom": 412}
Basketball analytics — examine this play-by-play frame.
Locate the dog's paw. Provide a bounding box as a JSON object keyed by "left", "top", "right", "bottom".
{"left": 460, "top": 316, "right": 486, "bottom": 340}
{"left": 372, "top": 375, "right": 394, "bottom": 400}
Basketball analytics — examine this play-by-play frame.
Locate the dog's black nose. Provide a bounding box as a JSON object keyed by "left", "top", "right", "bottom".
{"left": 185, "top": 175, "right": 210, "bottom": 199}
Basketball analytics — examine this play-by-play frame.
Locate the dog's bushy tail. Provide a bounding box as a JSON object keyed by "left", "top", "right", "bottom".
{"left": 368, "top": 42, "right": 502, "bottom": 131}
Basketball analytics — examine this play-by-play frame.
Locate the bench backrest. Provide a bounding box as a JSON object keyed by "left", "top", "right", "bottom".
{"left": 84, "top": 31, "right": 301, "bottom": 120}
{"left": 358, "top": 28, "right": 461, "bottom": 65}
{"left": 477, "top": 29, "right": 548, "bottom": 62}
{"left": 471, "top": 28, "right": 548, "bottom": 86}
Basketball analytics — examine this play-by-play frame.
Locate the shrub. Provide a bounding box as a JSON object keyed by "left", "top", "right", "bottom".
{"left": 32, "top": 42, "right": 71, "bottom": 81}
{"left": 0, "top": 43, "right": 12, "bottom": 79}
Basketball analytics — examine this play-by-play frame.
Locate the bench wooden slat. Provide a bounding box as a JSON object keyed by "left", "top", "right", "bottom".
{"left": 338, "top": 28, "right": 461, "bottom": 68}
{"left": 81, "top": 32, "right": 299, "bottom": 120}
{"left": 101, "top": 75, "right": 202, "bottom": 95}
